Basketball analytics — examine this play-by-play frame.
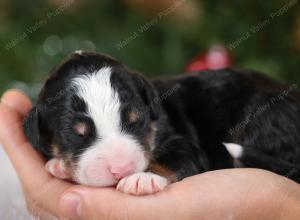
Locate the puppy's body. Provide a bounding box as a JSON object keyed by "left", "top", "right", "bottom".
{"left": 152, "top": 70, "right": 300, "bottom": 182}
{"left": 24, "top": 52, "right": 300, "bottom": 195}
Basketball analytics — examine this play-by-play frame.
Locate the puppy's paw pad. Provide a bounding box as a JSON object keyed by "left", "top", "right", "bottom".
{"left": 116, "top": 172, "right": 169, "bottom": 195}
{"left": 45, "top": 159, "right": 70, "bottom": 179}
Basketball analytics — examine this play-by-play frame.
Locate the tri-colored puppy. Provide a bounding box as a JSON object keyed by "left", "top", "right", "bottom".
{"left": 24, "top": 51, "right": 300, "bottom": 195}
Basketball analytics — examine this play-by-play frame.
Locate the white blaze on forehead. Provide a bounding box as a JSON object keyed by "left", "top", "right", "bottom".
{"left": 71, "top": 67, "right": 149, "bottom": 187}
{"left": 72, "top": 67, "right": 121, "bottom": 137}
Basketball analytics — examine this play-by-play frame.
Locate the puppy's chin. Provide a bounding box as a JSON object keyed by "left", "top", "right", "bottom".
{"left": 73, "top": 164, "right": 146, "bottom": 187}
{"left": 74, "top": 171, "right": 119, "bottom": 187}
{"left": 72, "top": 135, "right": 150, "bottom": 187}
{"left": 73, "top": 159, "right": 121, "bottom": 187}
{"left": 45, "top": 158, "right": 119, "bottom": 187}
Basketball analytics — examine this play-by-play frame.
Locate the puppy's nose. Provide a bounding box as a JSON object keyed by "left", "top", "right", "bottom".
{"left": 109, "top": 163, "right": 135, "bottom": 180}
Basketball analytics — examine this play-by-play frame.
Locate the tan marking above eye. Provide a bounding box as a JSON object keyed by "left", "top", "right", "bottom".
{"left": 51, "top": 144, "right": 60, "bottom": 157}
{"left": 73, "top": 122, "right": 88, "bottom": 136}
{"left": 129, "top": 111, "right": 139, "bottom": 123}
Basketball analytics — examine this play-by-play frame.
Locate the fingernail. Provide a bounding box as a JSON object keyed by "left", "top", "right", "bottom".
{"left": 60, "top": 192, "right": 82, "bottom": 220}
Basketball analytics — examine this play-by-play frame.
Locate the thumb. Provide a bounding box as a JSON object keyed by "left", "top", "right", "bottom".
{"left": 58, "top": 186, "right": 173, "bottom": 220}
{"left": 59, "top": 187, "right": 138, "bottom": 220}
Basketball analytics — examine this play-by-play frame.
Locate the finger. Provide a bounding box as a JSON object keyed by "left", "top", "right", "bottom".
{"left": 0, "top": 89, "right": 33, "bottom": 154}
{"left": 59, "top": 187, "right": 133, "bottom": 220}
{"left": 0, "top": 94, "right": 46, "bottom": 176}
{"left": 0, "top": 92, "right": 73, "bottom": 217}
{"left": 1, "top": 89, "right": 32, "bottom": 116}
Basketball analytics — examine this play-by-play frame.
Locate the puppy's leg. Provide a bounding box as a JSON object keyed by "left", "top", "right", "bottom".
{"left": 117, "top": 137, "right": 209, "bottom": 195}
{"left": 45, "top": 158, "right": 71, "bottom": 180}
{"left": 116, "top": 161, "right": 175, "bottom": 195}
{"left": 152, "top": 136, "right": 210, "bottom": 181}
{"left": 116, "top": 172, "right": 169, "bottom": 195}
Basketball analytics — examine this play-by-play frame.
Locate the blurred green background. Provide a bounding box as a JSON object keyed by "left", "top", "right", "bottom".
{"left": 0, "top": 0, "right": 299, "bottom": 98}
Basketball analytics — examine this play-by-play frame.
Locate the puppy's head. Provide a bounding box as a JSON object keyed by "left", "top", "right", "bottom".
{"left": 24, "top": 51, "right": 160, "bottom": 186}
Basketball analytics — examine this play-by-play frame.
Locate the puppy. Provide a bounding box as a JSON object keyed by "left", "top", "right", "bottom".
{"left": 24, "top": 51, "right": 300, "bottom": 195}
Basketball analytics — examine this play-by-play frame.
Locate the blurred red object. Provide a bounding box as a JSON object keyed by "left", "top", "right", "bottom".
{"left": 185, "top": 45, "right": 233, "bottom": 73}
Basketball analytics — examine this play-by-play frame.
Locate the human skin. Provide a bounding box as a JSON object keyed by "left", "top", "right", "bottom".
{"left": 0, "top": 89, "right": 299, "bottom": 220}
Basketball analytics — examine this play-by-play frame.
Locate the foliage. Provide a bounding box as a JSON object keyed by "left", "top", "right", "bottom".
{"left": 0, "top": 0, "right": 299, "bottom": 96}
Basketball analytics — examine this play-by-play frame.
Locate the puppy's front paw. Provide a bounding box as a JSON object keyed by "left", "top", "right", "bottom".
{"left": 45, "top": 158, "right": 71, "bottom": 179}
{"left": 116, "top": 172, "right": 169, "bottom": 195}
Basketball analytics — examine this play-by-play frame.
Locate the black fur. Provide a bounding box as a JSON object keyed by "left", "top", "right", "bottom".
{"left": 152, "top": 69, "right": 300, "bottom": 182}
{"left": 24, "top": 52, "right": 300, "bottom": 183}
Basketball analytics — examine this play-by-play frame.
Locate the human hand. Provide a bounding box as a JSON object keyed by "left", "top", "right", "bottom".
{"left": 0, "top": 89, "right": 299, "bottom": 220}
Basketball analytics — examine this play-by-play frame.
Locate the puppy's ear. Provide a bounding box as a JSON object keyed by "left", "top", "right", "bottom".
{"left": 132, "top": 73, "right": 160, "bottom": 120}
{"left": 24, "top": 106, "right": 52, "bottom": 158}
